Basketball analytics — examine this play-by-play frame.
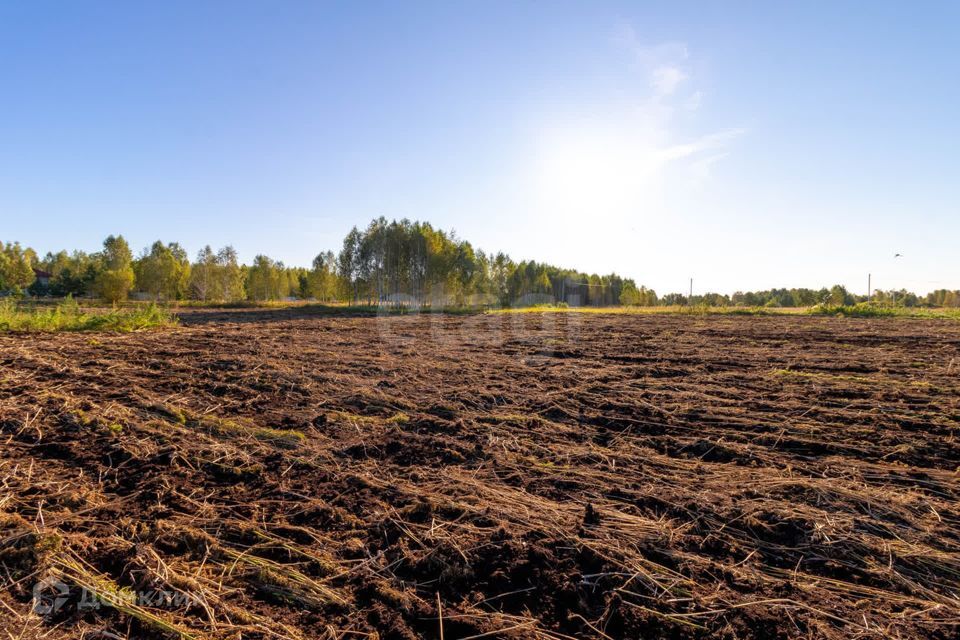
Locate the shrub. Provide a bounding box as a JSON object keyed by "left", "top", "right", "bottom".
{"left": 0, "top": 298, "right": 177, "bottom": 332}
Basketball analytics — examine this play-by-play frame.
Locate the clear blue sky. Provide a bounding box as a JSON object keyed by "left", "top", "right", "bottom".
{"left": 1, "top": 1, "right": 957, "bottom": 295}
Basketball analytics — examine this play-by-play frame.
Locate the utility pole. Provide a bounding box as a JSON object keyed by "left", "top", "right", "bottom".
{"left": 868, "top": 273, "right": 871, "bottom": 301}
{"left": 689, "top": 278, "right": 693, "bottom": 300}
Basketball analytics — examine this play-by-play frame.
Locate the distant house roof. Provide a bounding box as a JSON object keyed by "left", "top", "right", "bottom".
{"left": 33, "top": 268, "right": 52, "bottom": 279}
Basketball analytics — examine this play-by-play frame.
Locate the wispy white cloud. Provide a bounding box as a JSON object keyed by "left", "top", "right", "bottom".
{"left": 688, "top": 152, "right": 732, "bottom": 190}
{"left": 660, "top": 128, "right": 746, "bottom": 162}
{"left": 613, "top": 25, "right": 691, "bottom": 97}
{"left": 527, "top": 24, "right": 744, "bottom": 227}
{"left": 684, "top": 90, "right": 702, "bottom": 112}
{"left": 651, "top": 66, "right": 687, "bottom": 96}
{"left": 611, "top": 23, "right": 743, "bottom": 183}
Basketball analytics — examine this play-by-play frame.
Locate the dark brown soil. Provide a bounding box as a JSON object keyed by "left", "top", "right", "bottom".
{"left": 1, "top": 311, "right": 959, "bottom": 639}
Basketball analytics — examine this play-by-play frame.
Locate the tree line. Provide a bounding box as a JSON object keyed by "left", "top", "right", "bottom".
{"left": 661, "top": 286, "right": 960, "bottom": 308}
{"left": 1, "top": 221, "right": 957, "bottom": 308}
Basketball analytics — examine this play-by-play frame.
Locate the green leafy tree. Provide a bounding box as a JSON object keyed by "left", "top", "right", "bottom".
{"left": 245, "top": 255, "right": 284, "bottom": 301}
{"left": 926, "top": 289, "right": 960, "bottom": 308}
{"left": 0, "top": 241, "right": 37, "bottom": 295}
{"left": 135, "top": 241, "right": 191, "bottom": 300}
{"left": 620, "top": 282, "right": 641, "bottom": 306}
{"left": 94, "top": 235, "right": 135, "bottom": 303}
{"left": 619, "top": 280, "right": 657, "bottom": 307}
{"left": 37, "top": 250, "right": 99, "bottom": 297}
{"left": 188, "top": 245, "right": 245, "bottom": 302}
{"left": 189, "top": 246, "right": 219, "bottom": 301}
{"left": 217, "top": 246, "right": 246, "bottom": 302}
{"left": 308, "top": 251, "right": 338, "bottom": 301}
{"left": 338, "top": 227, "right": 362, "bottom": 303}
{"left": 829, "top": 284, "right": 852, "bottom": 306}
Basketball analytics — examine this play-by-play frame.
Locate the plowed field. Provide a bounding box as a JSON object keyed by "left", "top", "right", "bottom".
{"left": 2, "top": 311, "right": 959, "bottom": 639}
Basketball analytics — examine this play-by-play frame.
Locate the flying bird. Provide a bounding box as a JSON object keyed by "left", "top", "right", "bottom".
{"left": 894, "top": 253, "right": 903, "bottom": 258}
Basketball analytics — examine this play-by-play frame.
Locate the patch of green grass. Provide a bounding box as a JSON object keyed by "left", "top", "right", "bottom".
{"left": 772, "top": 369, "right": 874, "bottom": 384}
{"left": 0, "top": 298, "right": 178, "bottom": 332}
{"left": 328, "top": 410, "right": 380, "bottom": 424}
{"left": 808, "top": 303, "right": 960, "bottom": 319}
{"left": 808, "top": 303, "right": 897, "bottom": 318}
{"left": 772, "top": 368, "right": 933, "bottom": 389}
{"left": 488, "top": 303, "right": 960, "bottom": 318}
{"left": 173, "top": 299, "right": 301, "bottom": 309}
{"left": 487, "top": 305, "right": 793, "bottom": 316}
{"left": 191, "top": 413, "right": 305, "bottom": 448}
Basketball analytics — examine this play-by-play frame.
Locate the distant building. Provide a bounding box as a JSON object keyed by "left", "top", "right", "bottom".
{"left": 32, "top": 268, "right": 52, "bottom": 289}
